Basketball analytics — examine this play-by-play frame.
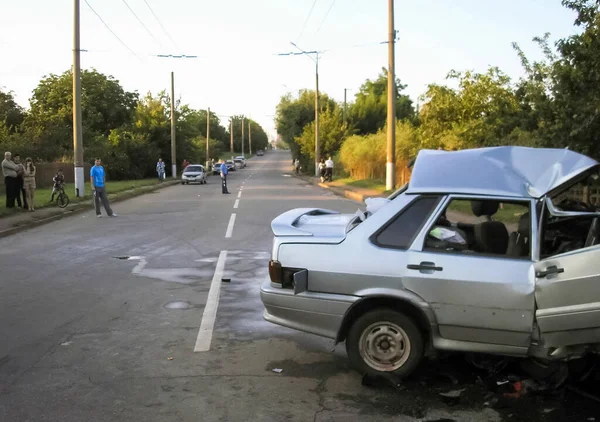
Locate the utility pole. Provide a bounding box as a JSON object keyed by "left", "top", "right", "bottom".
{"left": 343, "top": 88, "right": 347, "bottom": 127}
{"left": 386, "top": 0, "right": 396, "bottom": 191}
{"left": 314, "top": 53, "right": 320, "bottom": 177}
{"left": 206, "top": 107, "right": 211, "bottom": 163}
{"left": 72, "top": 0, "right": 84, "bottom": 197}
{"left": 230, "top": 119, "right": 233, "bottom": 153}
{"left": 170, "top": 71, "right": 176, "bottom": 178}
{"left": 248, "top": 121, "right": 252, "bottom": 155}
{"left": 241, "top": 117, "right": 245, "bottom": 156}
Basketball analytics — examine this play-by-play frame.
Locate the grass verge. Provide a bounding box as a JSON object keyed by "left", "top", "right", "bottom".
{"left": 0, "top": 178, "right": 165, "bottom": 218}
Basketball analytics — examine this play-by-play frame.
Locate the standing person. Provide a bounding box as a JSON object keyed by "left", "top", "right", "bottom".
{"left": 50, "top": 169, "right": 65, "bottom": 202}
{"left": 220, "top": 159, "right": 230, "bottom": 194}
{"left": 325, "top": 156, "right": 334, "bottom": 181}
{"left": 90, "top": 158, "right": 117, "bottom": 218}
{"left": 23, "top": 157, "right": 36, "bottom": 211}
{"left": 156, "top": 158, "right": 165, "bottom": 181}
{"left": 294, "top": 159, "right": 300, "bottom": 174}
{"left": 318, "top": 158, "right": 326, "bottom": 183}
{"left": 182, "top": 158, "right": 189, "bottom": 169}
{"left": 13, "top": 154, "right": 27, "bottom": 209}
{"left": 1, "top": 151, "right": 18, "bottom": 209}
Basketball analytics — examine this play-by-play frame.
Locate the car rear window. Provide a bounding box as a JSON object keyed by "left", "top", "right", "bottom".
{"left": 373, "top": 196, "right": 441, "bottom": 250}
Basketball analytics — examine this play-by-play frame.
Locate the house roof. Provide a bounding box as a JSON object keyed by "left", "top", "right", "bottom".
{"left": 406, "top": 146, "right": 599, "bottom": 198}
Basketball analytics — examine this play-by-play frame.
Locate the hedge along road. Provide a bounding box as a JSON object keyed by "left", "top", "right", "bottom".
{"left": 0, "top": 150, "right": 524, "bottom": 422}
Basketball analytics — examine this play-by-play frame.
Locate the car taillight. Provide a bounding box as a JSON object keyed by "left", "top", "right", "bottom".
{"left": 269, "top": 260, "right": 283, "bottom": 285}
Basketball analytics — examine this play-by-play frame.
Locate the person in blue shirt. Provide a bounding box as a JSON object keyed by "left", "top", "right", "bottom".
{"left": 90, "top": 158, "right": 117, "bottom": 217}
{"left": 220, "top": 159, "right": 230, "bottom": 194}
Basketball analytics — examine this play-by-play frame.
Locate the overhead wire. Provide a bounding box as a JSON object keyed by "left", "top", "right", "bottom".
{"left": 84, "top": 0, "right": 141, "bottom": 60}
{"left": 143, "top": 0, "right": 181, "bottom": 53}
{"left": 296, "top": 0, "right": 318, "bottom": 43}
{"left": 316, "top": 0, "right": 337, "bottom": 33}
{"left": 121, "top": 0, "right": 167, "bottom": 51}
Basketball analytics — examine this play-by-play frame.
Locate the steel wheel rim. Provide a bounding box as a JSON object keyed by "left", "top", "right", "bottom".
{"left": 359, "top": 321, "right": 411, "bottom": 372}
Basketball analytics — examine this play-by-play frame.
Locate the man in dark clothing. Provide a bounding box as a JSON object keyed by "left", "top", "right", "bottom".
{"left": 13, "top": 154, "right": 27, "bottom": 209}
{"left": 220, "top": 160, "right": 230, "bottom": 194}
{"left": 2, "top": 151, "right": 19, "bottom": 208}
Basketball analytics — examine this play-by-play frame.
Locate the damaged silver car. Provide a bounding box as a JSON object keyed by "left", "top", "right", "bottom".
{"left": 260, "top": 146, "right": 600, "bottom": 378}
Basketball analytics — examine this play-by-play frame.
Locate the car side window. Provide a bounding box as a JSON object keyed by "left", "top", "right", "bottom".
{"left": 422, "top": 198, "right": 531, "bottom": 258}
{"left": 373, "top": 196, "right": 441, "bottom": 249}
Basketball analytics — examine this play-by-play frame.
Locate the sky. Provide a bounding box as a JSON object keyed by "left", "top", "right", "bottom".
{"left": 0, "top": 0, "right": 581, "bottom": 140}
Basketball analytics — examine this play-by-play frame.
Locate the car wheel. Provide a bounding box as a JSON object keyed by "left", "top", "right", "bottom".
{"left": 181, "top": 181, "right": 185, "bottom": 185}
{"left": 346, "top": 309, "right": 423, "bottom": 378}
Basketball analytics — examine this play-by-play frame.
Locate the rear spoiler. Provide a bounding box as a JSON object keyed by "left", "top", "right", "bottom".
{"left": 271, "top": 208, "right": 340, "bottom": 237}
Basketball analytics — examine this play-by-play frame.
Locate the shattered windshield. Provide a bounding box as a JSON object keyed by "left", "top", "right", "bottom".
{"left": 552, "top": 170, "right": 600, "bottom": 212}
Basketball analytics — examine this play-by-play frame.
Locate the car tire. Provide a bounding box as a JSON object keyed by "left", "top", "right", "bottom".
{"left": 346, "top": 309, "right": 423, "bottom": 379}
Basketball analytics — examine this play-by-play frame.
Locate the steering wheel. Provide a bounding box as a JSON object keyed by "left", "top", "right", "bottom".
{"left": 585, "top": 217, "right": 600, "bottom": 248}
{"left": 558, "top": 198, "right": 592, "bottom": 212}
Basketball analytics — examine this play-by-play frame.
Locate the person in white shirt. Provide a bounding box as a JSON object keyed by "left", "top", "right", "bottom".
{"left": 325, "top": 157, "right": 334, "bottom": 180}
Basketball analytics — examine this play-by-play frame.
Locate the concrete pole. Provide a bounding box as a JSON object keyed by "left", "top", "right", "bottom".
{"left": 206, "top": 107, "right": 210, "bottom": 163}
{"left": 72, "top": 0, "right": 84, "bottom": 197}
{"left": 241, "top": 117, "right": 245, "bottom": 157}
{"left": 386, "top": 0, "right": 396, "bottom": 191}
{"left": 248, "top": 121, "right": 252, "bottom": 155}
{"left": 170, "top": 71, "right": 176, "bottom": 178}
{"left": 314, "top": 55, "right": 320, "bottom": 177}
{"left": 230, "top": 119, "right": 233, "bottom": 153}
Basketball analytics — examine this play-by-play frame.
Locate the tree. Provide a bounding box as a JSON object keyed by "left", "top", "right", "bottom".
{"left": 348, "top": 68, "right": 414, "bottom": 135}
{"left": 275, "top": 89, "right": 336, "bottom": 161}
{"left": 295, "top": 105, "right": 350, "bottom": 161}
{"left": 417, "top": 67, "right": 524, "bottom": 150}
{"left": 0, "top": 90, "right": 25, "bottom": 133}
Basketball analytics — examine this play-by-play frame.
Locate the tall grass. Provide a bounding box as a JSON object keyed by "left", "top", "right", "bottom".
{"left": 339, "top": 121, "right": 416, "bottom": 184}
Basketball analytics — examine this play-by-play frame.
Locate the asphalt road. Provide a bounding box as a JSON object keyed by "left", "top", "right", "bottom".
{"left": 0, "top": 151, "right": 595, "bottom": 422}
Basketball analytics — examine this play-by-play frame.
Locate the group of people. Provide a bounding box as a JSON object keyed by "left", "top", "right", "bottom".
{"left": 156, "top": 158, "right": 192, "bottom": 181}
{"left": 2, "top": 152, "right": 36, "bottom": 211}
{"left": 318, "top": 157, "right": 334, "bottom": 182}
{"left": 292, "top": 157, "right": 334, "bottom": 182}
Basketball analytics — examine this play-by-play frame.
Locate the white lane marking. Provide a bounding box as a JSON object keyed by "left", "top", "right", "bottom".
{"left": 194, "top": 250, "right": 228, "bottom": 352}
{"left": 234, "top": 199, "right": 239, "bottom": 209}
{"left": 237, "top": 191, "right": 242, "bottom": 198}
{"left": 225, "top": 213, "right": 236, "bottom": 238}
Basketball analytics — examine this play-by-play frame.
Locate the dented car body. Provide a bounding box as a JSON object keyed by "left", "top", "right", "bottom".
{"left": 260, "top": 146, "right": 600, "bottom": 377}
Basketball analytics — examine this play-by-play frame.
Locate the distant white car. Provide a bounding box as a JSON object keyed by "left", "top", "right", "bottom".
{"left": 235, "top": 156, "right": 246, "bottom": 168}
{"left": 181, "top": 164, "right": 207, "bottom": 185}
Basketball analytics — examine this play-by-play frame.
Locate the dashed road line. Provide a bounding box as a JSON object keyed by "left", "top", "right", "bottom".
{"left": 225, "top": 213, "right": 236, "bottom": 238}
{"left": 194, "top": 250, "right": 228, "bottom": 352}
{"left": 237, "top": 191, "right": 242, "bottom": 198}
{"left": 234, "top": 199, "right": 239, "bottom": 209}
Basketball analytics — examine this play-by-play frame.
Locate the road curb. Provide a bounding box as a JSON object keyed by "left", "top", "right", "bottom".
{"left": 0, "top": 180, "right": 179, "bottom": 239}
{"left": 295, "top": 174, "right": 382, "bottom": 204}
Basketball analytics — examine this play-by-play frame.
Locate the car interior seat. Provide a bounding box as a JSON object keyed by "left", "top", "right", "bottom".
{"left": 471, "top": 201, "right": 509, "bottom": 254}
{"left": 507, "top": 212, "right": 530, "bottom": 257}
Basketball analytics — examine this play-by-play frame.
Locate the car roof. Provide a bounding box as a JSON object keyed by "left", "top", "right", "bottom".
{"left": 406, "top": 146, "right": 599, "bottom": 199}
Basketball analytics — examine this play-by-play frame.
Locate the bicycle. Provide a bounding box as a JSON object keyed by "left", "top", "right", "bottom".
{"left": 52, "top": 185, "right": 69, "bottom": 208}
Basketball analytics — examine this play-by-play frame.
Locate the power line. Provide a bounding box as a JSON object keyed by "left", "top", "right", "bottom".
{"left": 84, "top": 0, "right": 140, "bottom": 59}
{"left": 296, "top": 0, "right": 318, "bottom": 43}
{"left": 121, "top": 0, "right": 167, "bottom": 51}
{"left": 316, "top": 0, "right": 337, "bottom": 33}
{"left": 143, "top": 0, "right": 181, "bottom": 53}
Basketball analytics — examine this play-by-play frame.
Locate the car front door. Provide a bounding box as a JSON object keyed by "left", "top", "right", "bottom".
{"left": 534, "top": 198, "right": 600, "bottom": 348}
{"left": 402, "top": 196, "right": 536, "bottom": 353}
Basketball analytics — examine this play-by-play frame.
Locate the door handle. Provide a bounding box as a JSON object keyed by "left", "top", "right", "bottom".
{"left": 535, "top": 266, "right": 564, "bottom": 278}
{"left": 407, "top": 262, "right": 443, "bottom": 272}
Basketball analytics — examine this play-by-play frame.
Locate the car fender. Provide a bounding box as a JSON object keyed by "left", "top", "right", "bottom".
{"left": 335, "top": 288, "right": 437, "bottom": 343}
